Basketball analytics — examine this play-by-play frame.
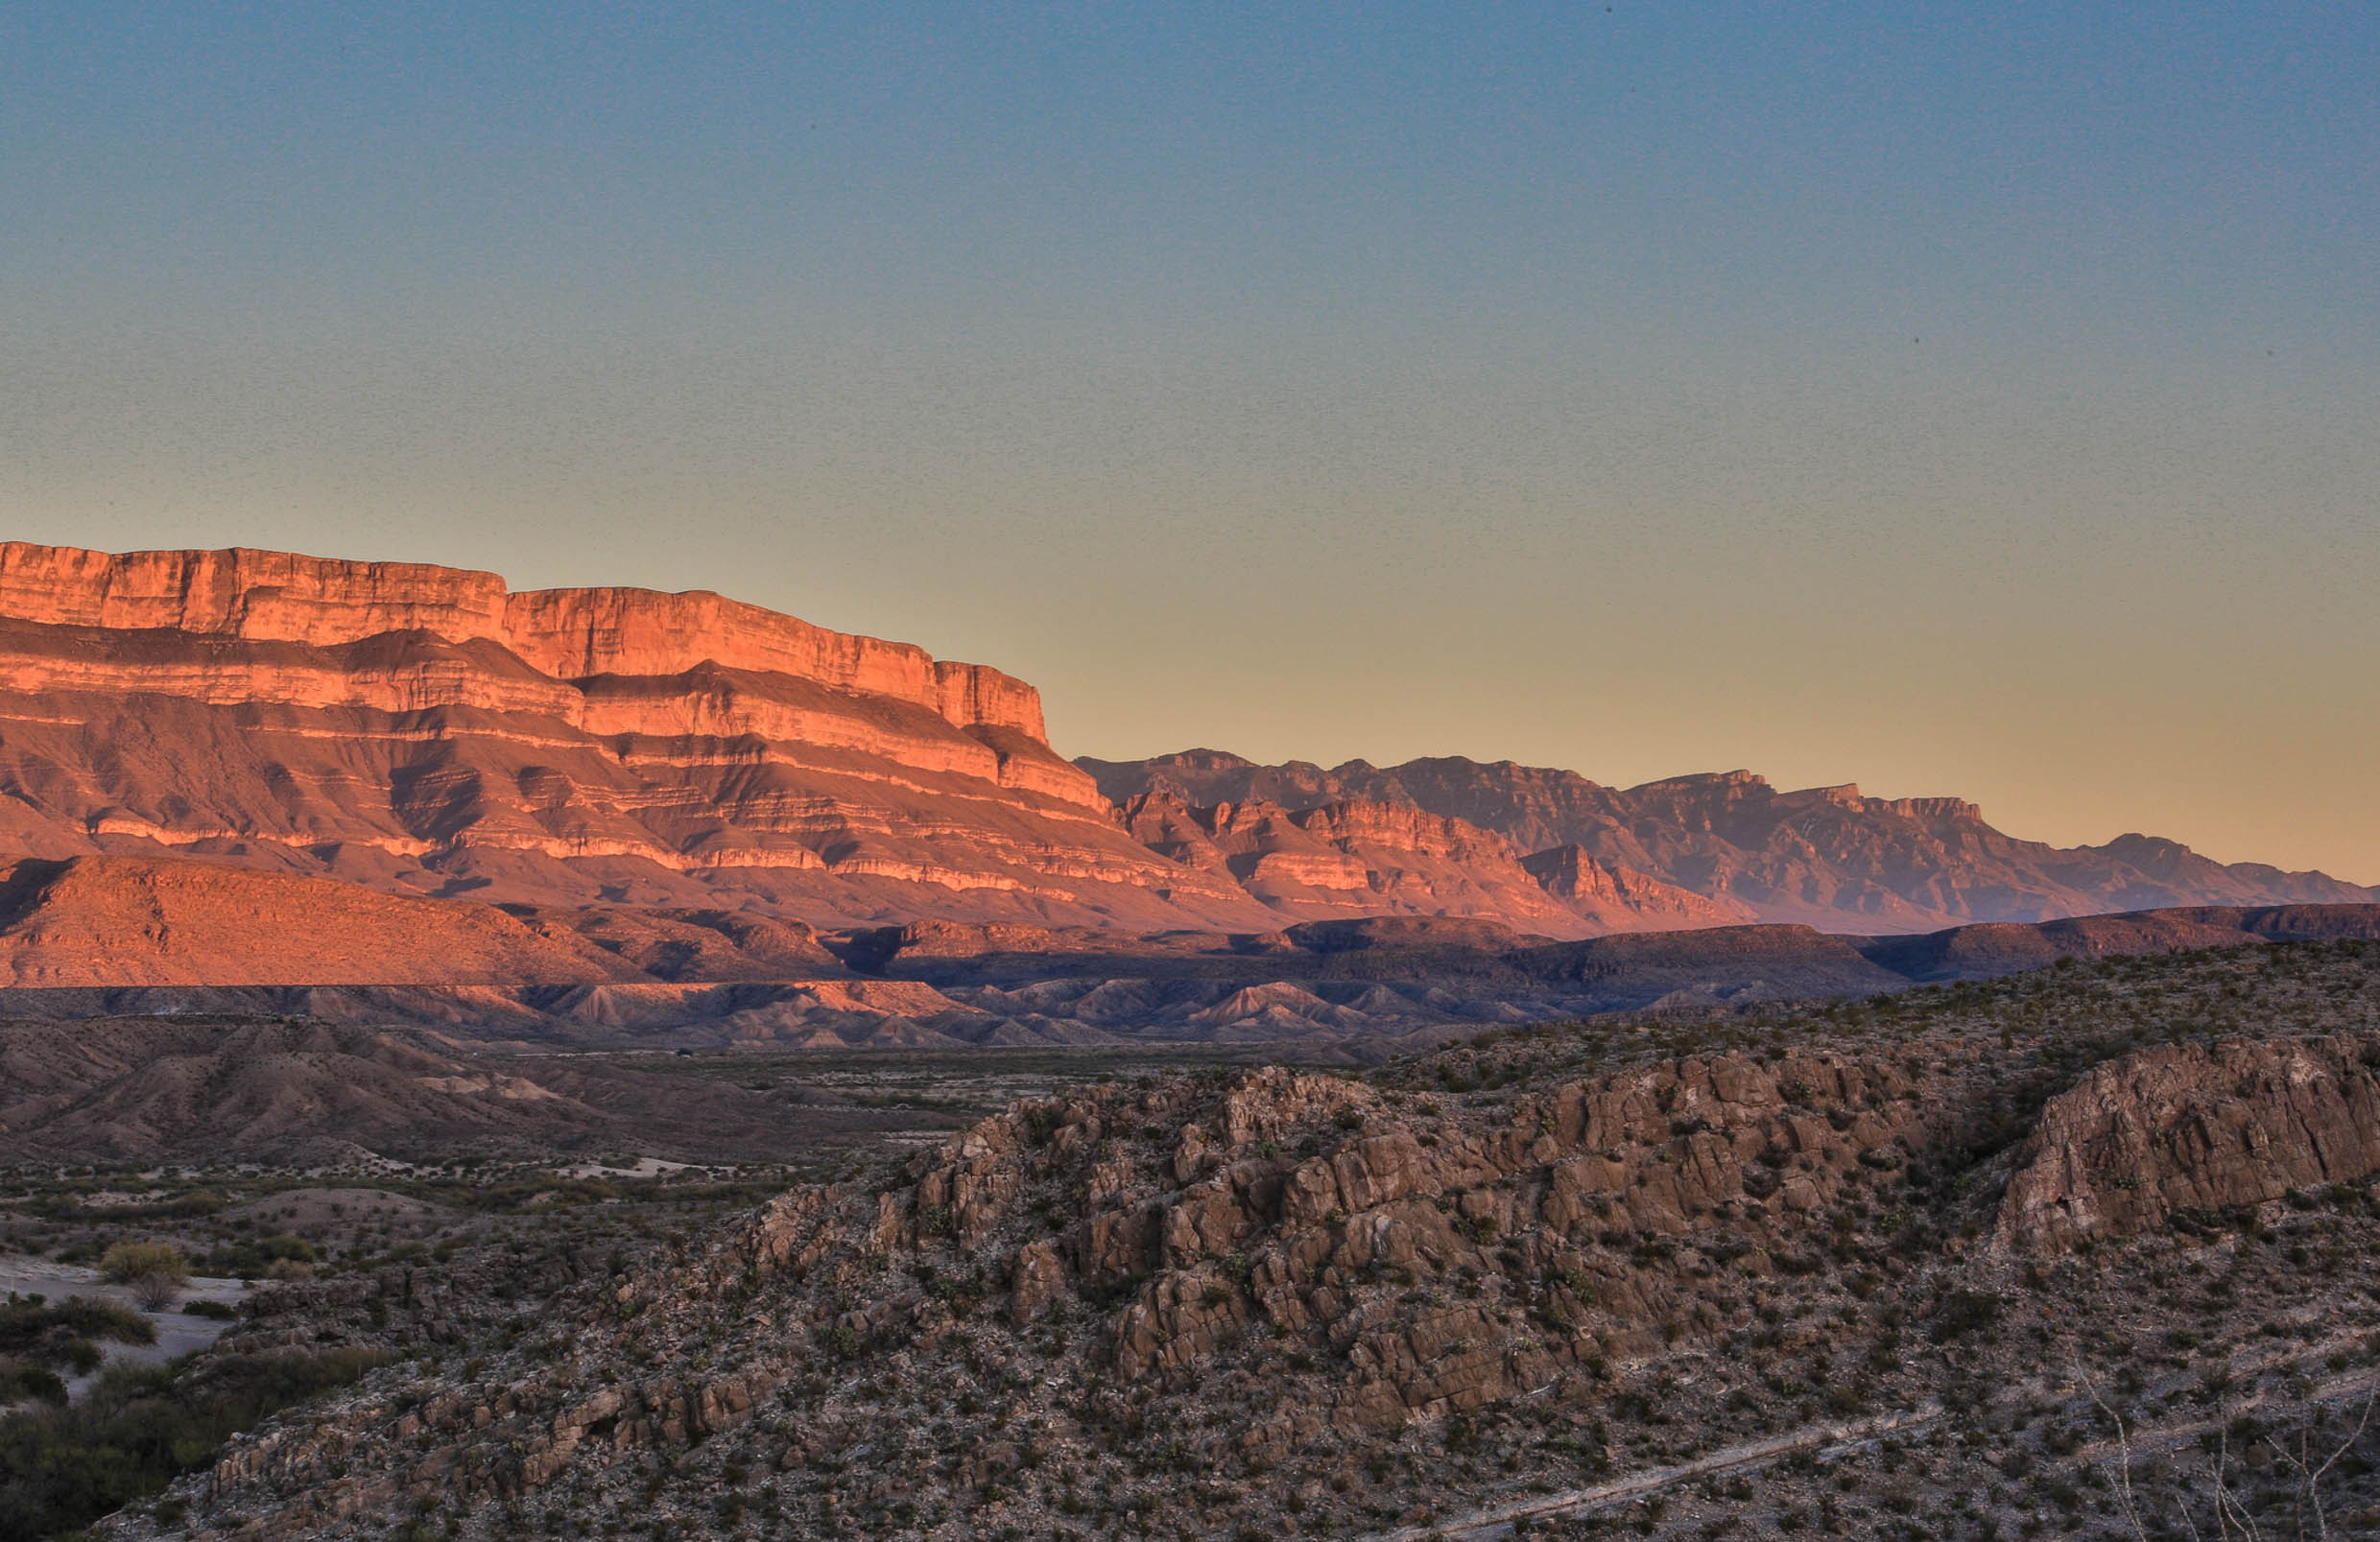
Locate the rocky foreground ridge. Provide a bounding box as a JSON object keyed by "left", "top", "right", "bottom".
{"left": 1, "top": 542, "right": 2368, "bottom": 953}
{"left": 107, "top": 939, "right": 2380, "bottom": 1540}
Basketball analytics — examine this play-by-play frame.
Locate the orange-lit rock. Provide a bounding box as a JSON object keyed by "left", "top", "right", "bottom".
{"left": 0, "top": 543, "right": 1270, "bottom": 931}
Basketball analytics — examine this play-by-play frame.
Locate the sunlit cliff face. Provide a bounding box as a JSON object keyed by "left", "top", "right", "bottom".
{"left": 0, "top": 541, "right": 1273, "bottom": 933}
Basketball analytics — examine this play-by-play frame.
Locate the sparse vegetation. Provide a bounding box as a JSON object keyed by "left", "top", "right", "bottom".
{"left": 97, "top": 1242, "right": 189, "bottom": 1309}
{"left": 12, "top": 939, "right": 2380, "bottom": 1541}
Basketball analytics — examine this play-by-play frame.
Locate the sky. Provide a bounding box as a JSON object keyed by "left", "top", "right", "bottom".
{"left": 3, "top": 4, "right": 2375, "bottom": 882}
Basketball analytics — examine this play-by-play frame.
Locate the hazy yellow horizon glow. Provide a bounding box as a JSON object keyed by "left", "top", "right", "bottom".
{"left": 5, "top": 10, "right": 2373, "bottom": 885}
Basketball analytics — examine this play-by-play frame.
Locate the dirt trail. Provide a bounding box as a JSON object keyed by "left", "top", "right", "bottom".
{"left": 1357, "top": 1402, "right": 1944, "bottom": 1541}
{"left": 1368, "top": 1333, "right": 2380, "bottom": 1542}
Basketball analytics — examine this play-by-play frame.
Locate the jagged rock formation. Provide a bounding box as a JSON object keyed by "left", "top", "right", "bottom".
{"left": 1112, "top": 788, "right": 1736, "bottom": 937}
{"left": 0, "top": 543, "right": 1273, "bottom": 933}
{"left": 1996, "top": 1034, "right": 2380, "bottom": 1251}
{"left": 1085, "top": 750, "right": 2378, "bottom": 932}
{"left": 1519, "top": 843, "right": 1758, "bottom": 930}
{"left": 1113, "top": 792, "right": 1600, "bottom": 936}
{"left": 859, "top": 1053, "right": 1935, "bottom": 1412}
{"left": 121, "top": 1050, "right": 1960, "bottom": 1537}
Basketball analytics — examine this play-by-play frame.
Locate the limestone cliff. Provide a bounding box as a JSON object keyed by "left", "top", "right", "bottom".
{"left": 1117, "top": 791, "right": 1611, "bottom": 938}
{"left": 0, "top": 543, "right": 1270, "bottom": 931}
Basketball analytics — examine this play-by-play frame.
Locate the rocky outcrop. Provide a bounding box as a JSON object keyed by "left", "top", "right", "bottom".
{"left": 1519, "top": 844, "right": 1757, "bottom": 930}
{"left": 1996, "top": 1035, "right": 2380, "bottom": 1251}
{"left": 762, "top": 1051, "right": 1934, "bottom": 1421}
{"left": 138, "top": 1044, "right": 1967, "bottom": 1540}
{"left": 1114, "top": 792, "right": 1693, "bottom": 939}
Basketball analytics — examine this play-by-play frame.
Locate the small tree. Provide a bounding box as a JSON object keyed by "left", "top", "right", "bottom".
{"left": 98, "top": 1240, "right": 190, "bottom": 1310}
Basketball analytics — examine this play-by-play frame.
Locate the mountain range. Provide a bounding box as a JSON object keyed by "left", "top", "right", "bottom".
{"left": 1083, "top": 750, "right": 2374, "bottom": 932}
{"left": 0, "top": 540, "right": 2365, "bottom": 970}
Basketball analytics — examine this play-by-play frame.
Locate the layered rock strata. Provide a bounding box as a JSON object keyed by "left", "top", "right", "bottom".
{"left": 0, "top": 544, "right": 1271, "bottom": 931}
{"left": 1116, "top": 790, "right": 1726, "bottom": 937}
{"left": 5, "top": 542, "right": 2369, "bottom": 947}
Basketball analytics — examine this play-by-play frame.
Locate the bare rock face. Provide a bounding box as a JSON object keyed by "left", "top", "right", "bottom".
{"left": 1115, "top": 791, "right": 1702, "bottom": 939}
{"left": 0, "top": 544, "right": 1273, "bottom": 933}
{"left": 1997, "top": 1035, "right": 2380, "bottom": 1251}
{"left": 758, "top": 1052, "right": 1929, "bottom": 1420}
{"left": 0, "top": 543, "right": 1050, "bottom": 743}
{"left": 9, "top": 542, "right": 2367, "bottom": 953}
{"left": 1519, "top": 844, "right": 1758, "bottom": 930}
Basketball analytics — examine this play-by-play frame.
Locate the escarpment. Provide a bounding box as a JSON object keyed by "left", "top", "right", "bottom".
{"left": 6, "top": 542, "right": 2370, "bottom": 953}
{"left": 0, "top": 543, "right": 1050, "bottom": 743}
{"left": 0, "top": 543, "right": 1273, "bottom": 932}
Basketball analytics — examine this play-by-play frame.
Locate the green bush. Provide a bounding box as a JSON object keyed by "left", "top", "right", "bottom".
{"left": 0, "top": 1361, "right": 66, "bottom": 1406}
{"left": 96, "top": 1243, "right": 187, "bottom": 1289}
{"left": 201, "top": 1233, "right": 315, "bottom": 1279}
{"left": 0, "top": 1346, "right": 393, "bottom": 1538}
{"left": 0, "top": 1296, "right": 155, "bottom": 1369}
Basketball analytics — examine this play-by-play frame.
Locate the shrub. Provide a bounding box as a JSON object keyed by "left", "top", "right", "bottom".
{"left": 0, "top": 1360, "right": 66, "bottom": 1405}
{"left": 0, "top": 1346, "right": 393, "bottom": 1538}
{"left": 202, "top": 1233, "right": 316, "bottom": 1279}
{"left": 1927, "top": 1289, "right": 2003, "bottom": 1341}
{"left": 97, "top": 1241, "right": 189, "bottom": 1307}
{"left": 0, "top": 1295, "right": 155, "bottom": 1369}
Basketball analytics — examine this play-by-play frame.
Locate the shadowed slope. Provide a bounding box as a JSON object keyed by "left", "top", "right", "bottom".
{"left": 0, "top": 856, "right": 641, "bottom": 986}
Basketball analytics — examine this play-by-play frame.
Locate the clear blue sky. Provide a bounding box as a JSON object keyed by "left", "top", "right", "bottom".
{"left": 4, "top": 4, "right": 2376, "bottom": 878}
